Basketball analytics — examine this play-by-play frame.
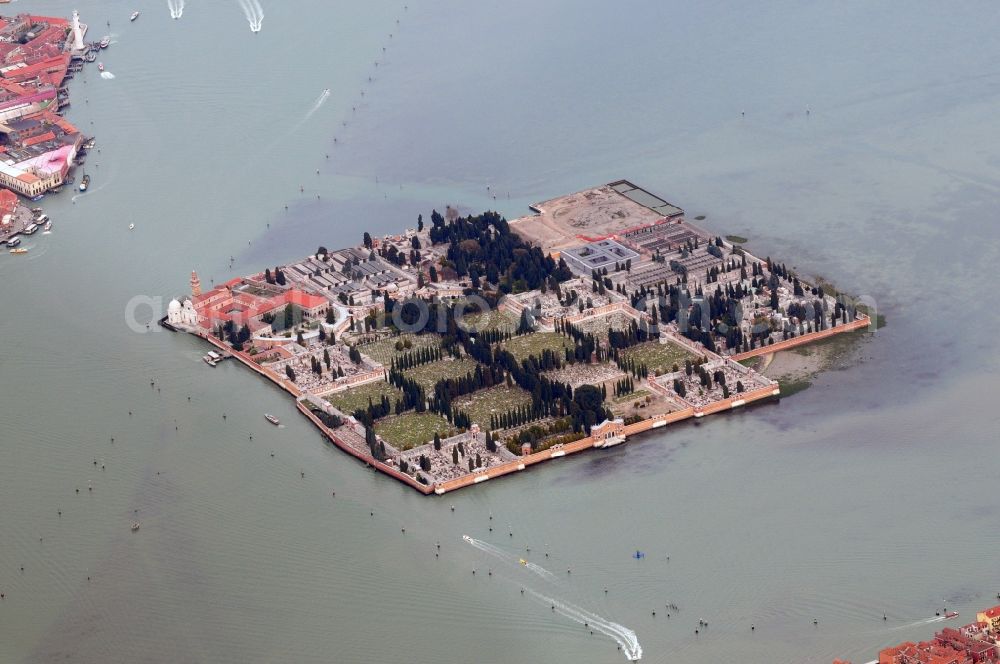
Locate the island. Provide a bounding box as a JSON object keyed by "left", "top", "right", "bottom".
{"left": 0, "top": 11, "right": 105, "bottom": 249}
{"left": 164, "top": 181, "right": 870, "bottom": 495}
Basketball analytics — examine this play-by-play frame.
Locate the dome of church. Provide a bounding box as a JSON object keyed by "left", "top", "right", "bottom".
{"left": 168, "top": 299, "right": 182, "bottom": 314}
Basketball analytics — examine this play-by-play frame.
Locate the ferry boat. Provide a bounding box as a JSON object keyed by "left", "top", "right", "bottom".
{"left": 22, "top": 223, "right": 38, "bottom": 235}
{"left": 99, "top": 36, "right": 111, "bottom": 48}
{"left": 130, "top": 11, "right": 140, "bottom": 22}
{"left": 265, "top": 414, "right": 280, "bottom": 426}
{"left": 97, "top": 62, "right": 104, "bottom": 72}
{"left": 79, "top": 173, "right": 90, "bottom": 192}
{"left": 9, "top": 248, "right": 27, "bottom": 255}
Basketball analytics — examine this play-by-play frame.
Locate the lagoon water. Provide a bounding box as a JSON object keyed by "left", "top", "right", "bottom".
{"left": 2, "top": 1, "right": 1000, "bottom": 662}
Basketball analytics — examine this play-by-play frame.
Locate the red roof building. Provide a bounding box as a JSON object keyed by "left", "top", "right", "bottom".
{"left": 879, "top": 640, "right": 972, "bottom": 664}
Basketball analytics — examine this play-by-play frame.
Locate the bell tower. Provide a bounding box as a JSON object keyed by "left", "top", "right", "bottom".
{"left": 190, "top": 270, "right": 202, "bottom": 297}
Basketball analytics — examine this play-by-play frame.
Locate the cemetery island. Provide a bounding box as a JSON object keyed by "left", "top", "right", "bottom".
{"left": 164, "top": 181, "right": 870, "bottom": 495}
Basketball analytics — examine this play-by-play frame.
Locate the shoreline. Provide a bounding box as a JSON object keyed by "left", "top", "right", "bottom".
{"left": 168, "top": 313, "right": 869, "bottom": 496}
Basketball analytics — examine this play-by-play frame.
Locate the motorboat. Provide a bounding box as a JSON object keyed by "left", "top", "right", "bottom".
{"left": 100, "top": 36, "right": 111, "bottom": 48}
{"left": 462, "top": 534, "right": 473, "bottom": 543}
{"left": 519, "top": 558, "right": 528, "bottom": 566}
{"left": 131, "top": 522, "right": 140, "bottom": 531}
{"left": 6, "top": 236, "right": 20, "bottom": 247}
{"left": 944, "top": 611, "right": 959, "bottom": 619}
{"left": 128, "top": 223, "right": 135, "bottom": 231}
{"left": 97, "top": 62, "right": 104, "bottom": 72}
{"left": 202, "top": 355, "right": 218, "bottom": 367}
{"left": 265, "top": 414, "right": 280, "bottom": 426}
{"left": 130, "top": 11, "right": 140, "bottom": 22}
{"left": 9, "top": 248, "right": 27, "bottom": 255}
{"left": 79, "top": 173, "right": 90, "bottom": 192}
{"left": 22, "top": 223, "right": 38, "bottom": 235}
{"left": 43, "top": 221, "right": 52, "bottom": 232}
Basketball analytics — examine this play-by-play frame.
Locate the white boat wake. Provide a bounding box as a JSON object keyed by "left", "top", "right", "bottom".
{"left": 526, "top": 588, "right": 643, "bottom": 662}
{"left": 100, "top": 71, "right": 115, "bottom": 79}
{"left": 237, "top": 0, "right": 263, "bottom": 32}
{"left": 462, "top": 536, "right": 641, "bottom": 661}
{"left": 167, "top": 0, "right": 185, "bottom": 19}
{"left": 303, "top": 89, "right": 330, "bottom": 121}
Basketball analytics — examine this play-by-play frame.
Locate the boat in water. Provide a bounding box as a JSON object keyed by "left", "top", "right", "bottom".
{"left": 6, "top": 237, "right": 21, "bottom": 248}
{"left": 22, "top": 223, "right": 38, "bottom": 235}
{"left": 128, "top": 223, "right": 135, "bottom": 231}
{"left": 9, "top": 248, "right": 27, "bottom": 255}
{"left": 99, "top": 36, "right": 111, "bottom": 48}
{"left": 265, "top": 414, "right": 280, "bottom": 426}
{"left": 97, "top": 62, "right": 104, "bottom": 72}
{"left": 131, "top": 522, "right": 140, "bottom": 531}
{"left": 130, "top": 11, "right": 140, "bottom": 22}
{"left": 945, "top": 611, "right": 959, "bottom": 619}
{"left": 84, "top": 51, "right": 97, "bottom": 63}
{"left": 462, "top": 534, "right": 473, "bottom": 543}
{"left": 43, "top": 221, "right": 52, "bottom": 233}
{"left": 79, "top": 173, "right": 90, "bottom": 192}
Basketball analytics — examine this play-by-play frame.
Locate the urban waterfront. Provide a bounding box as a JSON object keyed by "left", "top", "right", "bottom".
{"left": 1, "top": 2, "right": 999, "bottom": 663}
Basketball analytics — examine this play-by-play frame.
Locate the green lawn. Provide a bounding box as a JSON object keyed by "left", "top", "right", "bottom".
{"left": 453, "top": 385, "right": 533, "bottom": 429}
{"left": 622, "top": 340, "right": 700, "bottom": 376}
{"left": 355, "top": 332, "right": 442, "bottom": 366}
{"left": 461, "top": 309, "right": 519, "bottom": 334}
{"left": 375, "top": 412, "right": 457, "bottom": 450}
{"left": 326, "top": 380, "right": 401, "bottom": 415}
{"left": 406, "top": 357, "right": 481, "bottom": 391}
{"left": 502, "top": 332, "right": 574, "bottom": 362}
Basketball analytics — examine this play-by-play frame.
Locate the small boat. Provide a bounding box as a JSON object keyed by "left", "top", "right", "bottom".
{"left": 97, "top": 62, "right": 104, "bottom": 72}
{"left": 7, "top": 237, "right": 20, "bottom": 247}
{"left": 23, "top": 223, "right": 38, "bottom": 235}
{"left": 131, "top": 522, "right": 140, "bottom": 531}
{"left": 944, "top": 611, "right": 959, "bottom": 619}
{"left": 29, "top": 194, "right": 45, "bottom": 202}
{"left": 85, "top": 51, "right": 97, "bottom": 63}
{"left": 462, "top": 535, "right": 473, "bottom": 543}
{"left": 128, "top": 223, "right": 135, "bottom": 230}
{"left": 43, "top": 221, "right": 52, "bottom": 232}
{"left": 519, "top": 558, "right": 528, "bottom": 566}
{"left": 130, "top": 11, "right": 140, "bottom": 22}
{"left": 31, "top": 207, "right": 43, "bottom": 214}
{"left": 202, "top": 355, "right": 218, "bottom": 367}
{"left": 265, "top": 414, "right": 280, "bottom": 426}
{"left": 9, "top": 248, "right": 27, "bottom": 255}
{"left": 83, "top": 138, "right": 96, "bottom": 150}
{"left": 79, "top": 173, "right": 90, "bottom": 192}
{"left": 100, "top": 36, "right": 111, "bottom": 48}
